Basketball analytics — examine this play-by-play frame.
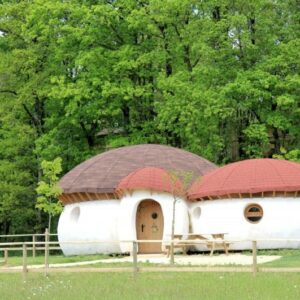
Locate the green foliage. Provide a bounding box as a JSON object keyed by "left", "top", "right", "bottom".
{"left": 0, "top": 0, "right": 299, "bottom": 234}
{"left": 273, "top": 148, "right": 300, "bottom": 163}
{"left": 243, "top": 124, "right": 269, "bottom": 157}
{"left": 0, "top": 97, "right": 37, "bottom": 234}
{"left": 36, "top": 158, "right": 63, "bottom": 230}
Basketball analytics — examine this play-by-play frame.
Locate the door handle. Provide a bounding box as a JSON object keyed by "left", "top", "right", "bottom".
{"left": 141, "top": 224, "right": 145, "bottom": 232}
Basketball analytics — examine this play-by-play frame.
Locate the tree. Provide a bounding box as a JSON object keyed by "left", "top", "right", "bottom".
{"left": 0, "top": 87, "right": 37, "bottom": 234}
{"left": 166, "top": 170, "right": 194, "bottom": 265}
{"left": 0, "top": 0, "right": 299, "bottom": 235}
{"left": 36, "top": 158, "right": 63, "bottom": 233}
{"left": 273, "top": 148, "right": 300, "bottom": 163}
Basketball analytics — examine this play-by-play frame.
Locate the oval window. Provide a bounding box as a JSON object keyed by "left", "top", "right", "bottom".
{"left": 70, "top": 207, "right": 80, "bottom": 223}
{"left": 151, "top": 212, "right": 158, "bottom": 219}
{"left": 192, "top": 207, "right": 201, "bottom": 219}
{"left": 244, "top": 204, "right": 263, "bottom": 223}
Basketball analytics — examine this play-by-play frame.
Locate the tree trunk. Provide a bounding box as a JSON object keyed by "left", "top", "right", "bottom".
{"left": 170, "top": 196, "right": 176, "bottom": 265}
{"left": 48, "top": 214, "right": 51, "bottom": 234}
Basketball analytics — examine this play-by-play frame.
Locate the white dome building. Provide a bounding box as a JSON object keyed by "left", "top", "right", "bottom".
{"left": 187, "top": 158, "right": 300, "bottom": 250}
{"left": 57, "top": 144, "right": 216, "bottom": 255}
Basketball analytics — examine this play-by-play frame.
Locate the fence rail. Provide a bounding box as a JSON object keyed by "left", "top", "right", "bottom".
{"left": 0, "top": 233, "right": 57, "bottom": 238}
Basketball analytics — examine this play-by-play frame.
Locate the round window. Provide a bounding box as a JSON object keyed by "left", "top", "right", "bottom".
{"left": 70, "top": 207, "right": 80, "bottom": 223}
{"left": 244, "top": 204, "right": 263, "bottom": 223}
{"left": 192, "top": 207, "right": 201, "bottom": 219}
{"left": 151, "top": 212, "right": 158, "bottom": 219}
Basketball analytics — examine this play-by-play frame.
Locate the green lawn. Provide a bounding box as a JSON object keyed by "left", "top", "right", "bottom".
{"left": 257, "top": 249, "right": 300, "bottom": 268}
{"left": 1, "top": 272, "right": 300, "bottom": 300}
{"left": 0, "top": 253, "right": 111, "bottom": 267}
{"left": 1, "top": 250, "right": 300, "bottom": 299}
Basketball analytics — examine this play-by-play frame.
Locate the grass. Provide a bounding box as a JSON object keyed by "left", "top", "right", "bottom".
{"left": 257, "top": 249, "right": 300, "bottom": 268}
{"left": 1, "top": 272, "right": 300, "bottom": 300}
{"left": 1, "top": 250, "right": 300, "bottom": 299}
{"left": 0, "top": 253, "right": 111, "bottom": 267}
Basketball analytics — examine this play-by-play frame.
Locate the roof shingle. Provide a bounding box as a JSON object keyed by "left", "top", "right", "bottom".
{"left": 60, "top": 144, "right": 217, "bottom": 194}
{"left": 188, "top": 158, "right": 300, "bottom": 200}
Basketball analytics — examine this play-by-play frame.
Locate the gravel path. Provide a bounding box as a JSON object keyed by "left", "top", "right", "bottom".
{"left": 98, "top": 253, "right": 281, "bottom": 266}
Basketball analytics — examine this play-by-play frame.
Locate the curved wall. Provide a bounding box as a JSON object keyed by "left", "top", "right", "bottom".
{"left": 189, "top": 197, "right": 300, "bottom": 250}
{"left": 58, "top": 200, "right": 121, "bottom": 255}
{"left": 118, "top": 190, "right": 189, "bottom": 253}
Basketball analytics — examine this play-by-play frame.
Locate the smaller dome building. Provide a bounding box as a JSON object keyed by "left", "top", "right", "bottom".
{"left": 116, "top": 167, "right": 188, "bottom": 253}
{"left": 187, "top": 158, "right": 300, "bottom": 250}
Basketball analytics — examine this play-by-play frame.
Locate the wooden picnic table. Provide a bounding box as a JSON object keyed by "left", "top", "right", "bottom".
{"left": 166, "top": 233, "right": 230, "bottom": 257}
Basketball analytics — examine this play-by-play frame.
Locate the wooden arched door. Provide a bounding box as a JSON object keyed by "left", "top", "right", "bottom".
{"left": 136, "top": 200, "right": 164, "bottom": 253}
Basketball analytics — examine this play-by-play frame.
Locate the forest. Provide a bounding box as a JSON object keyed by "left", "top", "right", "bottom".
{"left": 0, "top": 0, "right": 299, "bottom": 234}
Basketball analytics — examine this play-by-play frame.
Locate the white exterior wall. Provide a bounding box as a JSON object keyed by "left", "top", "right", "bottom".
{"left": 58, "top": 200, "right": 121, "bottom": 255}
{"left": 118, "top": 190, "right": 189, "bottom": 253}
{"left": 58, "top": 191, "right": 190, "bottom": 255}
{"left": 189, "top": 197, "right": 300, "bottom": 250}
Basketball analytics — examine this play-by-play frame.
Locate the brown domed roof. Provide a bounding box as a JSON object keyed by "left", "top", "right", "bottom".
{"left": 60, "top": 144, "right": 217, "bottom": 195}
{"left": 116, "top": 167, "right": 183, "bottom": 196}
{"left": 188, "top": 158, "right": 300, "bottom": 200}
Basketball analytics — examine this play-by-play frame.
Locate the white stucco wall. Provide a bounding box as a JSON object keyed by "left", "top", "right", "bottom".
{"left": 118, "top": 190, "right": 190, "bottom": 253}
{"left": 58, "top": 191, "right": 190, "bottom": 255}
{"left": 189, "top": 197, "right": 300, "bottom": 250}
{"left": 58, "top": 200, "right": 121, "bottom": 255}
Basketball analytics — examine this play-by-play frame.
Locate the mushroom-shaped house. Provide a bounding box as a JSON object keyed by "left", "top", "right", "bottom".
{"left": 187, "top": 158, "right": 300, "bottom": 250}
{"left": 58, "top": 144, "right": 216, "bottom": 255}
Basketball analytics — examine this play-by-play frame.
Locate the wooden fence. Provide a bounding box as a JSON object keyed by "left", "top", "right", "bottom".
{"left": 0, "top": 229, "right": 58, "bottom": 262}
{"left": 1, "top": 232, "right": 300, "bottom": 277}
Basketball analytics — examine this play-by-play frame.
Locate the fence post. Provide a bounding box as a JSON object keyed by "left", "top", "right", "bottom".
{"left": 44, "top": 228, "right": 49, "bottom": 276}
{"left": 252, "top": 240, "right": 258, "bottom": 275}
{"left": 132, "top": 241, "right": 138, "bottom": 275}
{"left": 170, "top": 241, "right": 174, "bottom": 265}
{"left": 32, "top": 234, "right": 36, "bottom": 258}
{"left": 22, "top": 243, "right": 28, "bottom": 280}
{"left": 4, "top": 248, "right": 8, "bottom": 265}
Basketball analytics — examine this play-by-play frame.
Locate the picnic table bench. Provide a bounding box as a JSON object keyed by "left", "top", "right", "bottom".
{"left": 165, "top": 233, "right": 230, "bottom": 257}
